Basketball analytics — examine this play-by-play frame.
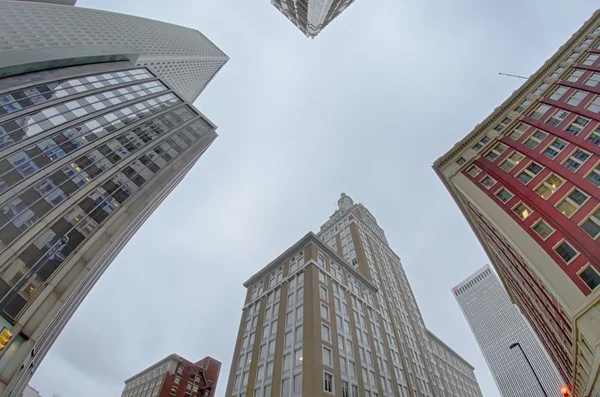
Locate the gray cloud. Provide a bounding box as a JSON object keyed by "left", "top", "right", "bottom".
{"left": 29, "top": 0, "right": 599, "bottom": 396}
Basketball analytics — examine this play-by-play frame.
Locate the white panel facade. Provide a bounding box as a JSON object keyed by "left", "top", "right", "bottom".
{"left": 454, "top": 266, "right": 565, "bottom": 397}
{"left": 0, "top": 1, "right": 228, "bottom": 102}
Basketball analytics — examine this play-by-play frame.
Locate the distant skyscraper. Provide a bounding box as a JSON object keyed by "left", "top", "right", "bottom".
{"left": 434, "top": 9, "right": 600, "bottom": 397}
{"left": 270, "top": 0, "right": 357, "bottom": 38}
{"left": 225, "top": 194, "right": 483, "bottom": 397}
{"left": 0, "top": 1, "right": 227, "bottom": 395}
{"left": 454, "top": 266, "right": 565, "bottom": 396}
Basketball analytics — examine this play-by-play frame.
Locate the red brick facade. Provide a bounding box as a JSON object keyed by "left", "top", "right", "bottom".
{"left": 158, "top": 356, "right": 221, "bottom": 397}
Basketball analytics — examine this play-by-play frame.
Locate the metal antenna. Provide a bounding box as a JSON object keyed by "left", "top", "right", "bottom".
{"left": 499, "top": 72, "right": 528, "bottom": 80}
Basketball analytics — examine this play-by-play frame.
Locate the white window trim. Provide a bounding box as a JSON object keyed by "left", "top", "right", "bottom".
{"left": 517, "top": 161, "right": 544, "bottom": 185}
{"left": 324, "top": 371, "right": 335, "bottom": 394}
{"left": 500, "top": 151, "right": 525, "bottom": 172}
{"left": 531, "top": 219, "right": 555, "bottom": 241}
{"left": 577, "top": 263, "right": 600, "bottom": 291}
{"left": 511, "top": 201, "right": 533, "bottom": 221}
{"left": 542, "top": 138, "right": 568, "bottom": 160}
{"left": 524, "top": 130, "right": 548, "bottom": 149}
{"left": 479, "top": 175, "right": 497, "bottom": 190}
{"left": 553, "top": 239, "right": 580, "bottom": 265}
{"left": 467, "top": 165, "right": 481, "bottom": 177}
{"left": 494, "top": 187, "right": 514, "bottom": 204}
{"left": 578, "top": 204, "right": 600, "bottom": 240}
{"left": 555, "top": 188, "right": 590, "bottom": 219}
{"left": 533, "top": 173, "right": 565, "bottom": 200}
{"left": 562, "top": 147, "right": 591, "bottom": 171}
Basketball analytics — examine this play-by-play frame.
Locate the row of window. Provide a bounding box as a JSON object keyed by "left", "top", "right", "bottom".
{"left": 0, "top": 68, "right": 152, "bottom": 118}
{"left": 0, "top": 92, "right": 181, "bottom": 195}
{"left": 0, "top": 104, "right": 197, "bottom": 255}
{"left": 1, "top": 118, "right": 209, "bottom": 317}
{"left": 471, "top": 168, "right": 600, "bottom": 291}
{"left": 0, "top": 80, "right": 166, "bottom": 150}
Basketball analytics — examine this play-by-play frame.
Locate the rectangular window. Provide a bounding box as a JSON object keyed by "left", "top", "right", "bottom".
{"left": 281, "top": 378, "right": 290, "bottom": 396}
{"left": 546, "top": 110, "right": 569, "bottom": 127}
{"left": 517, "top": 162, "right": 542, "bottom": 184}
{"left": 342, "top": 381, "right": 349, "bottom": 397}
{"left": 321, "top": 303, "right": 329, "bottom": 320}
{"left": 472, "top": 136, "right": 491, "bottom": 151}
{"left": 293, "top": 374, "right": 302, "bottom": 394}
{"left": 533, "top": 83, "right": 549, "bottom": 96}
{"left": 467, "top": 165, "right": 481, "bottom": 177}
{"left": 549, "top": 86, "right": 568, "bottom": 101}
{"left": 495, "top": 188, "right": 514, "bottom": 203}
{"left": 557, "top": 188, "right": 589, "bottom": 217}
{"left": 585, "top": 72, "right": 600, "bottom": 87}
{"left": 295, "top": 325, "right": 303, "bottom": 341}
{"left": 566, "top": 52, "right": 580, "bottom": 63}
{"left": 583, "top": 54, "right": 599, "bottom": 66}
{"left": 493, "top": 117, "right": 512, "bottom": 132}
{"left": 532, "top": 219, "right": 554, "bottom": 240}
{"left": 587, "top": 127, "right": 600, "bottom": 147}
{"left": 524, "top": 130, "right": 548, "bottom": 149}
{"left": 581, "top": 208, "right": 600, "bottom": 239}
{"left": 567, "top": 90, "right": 588, "bottom": 106}
{"left": 580, "top": 38, "right": 593, "bottom": 48}
{"left": 295, "top": 349, "right": 302, "bottom": 366}
{"left": 587, "top": 164, "right": 600, "bottom": 187}
{"left": 320, "top": 286, "right": 328, "bottom": 301}
{"left": 500, "top": 151, "right": 524, "bottom": 172}
{"left": 534, "top": 174, "right": 564, "bottom": 199}
{"left": 586, "top": 96, "right": 600, "bottom": 113}
{"left": 484, "top": 143, "right": 507, "bottom": 161}
{"left": 564, "top": 149, "right": 590, "bottom": 172}
{"left": 543, "top": 138, "right": 568, "bottom": 160}
{"left": 515, "top": 99, "right": 532, "bottom": 113}
{"left": 530, "top": 104, "right": 551, "bottom": 120}
{"left": 554, "top": 241, "right": 578, "bottom": 263}
{"left": 513, "top": 203, "right": 532, "bottom": 220}
{"left": 565, "top": 117, "right": 589, "bottom": 135}
{"left": 321, "top": 323, "right": 331, "bottom": 342}
{"left": 480, "top": 175, "right": 496, "bottom": 189}
{"left": 456, "top": 157, "right": 466, "bottom": 165}
{"left": 579, "top": 265, "right": 600, "bottom": 290}
{"left": 567, "top": 69, "right": 584, "bottom": 82}
{"left": 323, "top": 346, "right": 333, "bottom": 367}
{"left": 324, "top": 372, "right": 334, "bottom": 393}
{"left": 508, "top": 122, "right": 530, "bottom": 140}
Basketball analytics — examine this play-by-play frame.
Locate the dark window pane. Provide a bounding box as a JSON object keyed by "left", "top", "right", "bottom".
{"left": 20, "top": 244, "right": 43, "bottom": 267}
{"left": 580, "top": 267, "right": 600, "bottom": 290}
{"left": 86, "top": 165, "right": 101, "bottom": 178}
{"left": 60, "top": 180, "right": 78, "bottom": 196}
{"left": 0, "top": 223, "right": 20, "bottom": 246}
{"left": 66, "top": 228, "right": 85, "bottom": 250}
{"left": 19, "top": 188, "right": 40, "bottom": 205}
{"left": 51, "top": 218, "right": 71, "bottom": 237}
{"left": 555, "top": 242, "right": 577, "bottom": 262}
{"left": 131, "top": 175, "right": 145, "bottom": 187}
{"left": 30, "top": 200, "right": 51, "bottom": 218}
{"left": 3, "top": 169, "right": 22, "bottom": 186}
{"left": 49, "top": 171, "right": 68, "bottom": 186}
{"left": 79, "top": 197, "right": 96, "bottom": 214}
{"left": 89, "top": 206, "right": 109, "bottom": 224}
{"left": 36, "top": 260, "right": 58, "bottom": 282}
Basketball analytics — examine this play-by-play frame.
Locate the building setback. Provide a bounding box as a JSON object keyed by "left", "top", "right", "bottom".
{"left": 225, "top": 194, "right": 483, "bottom": 397}
{"left": 454, "top": 266, "right": 565, "bottom": 396}
{"left": 121, "top": 354, "right": 221, "bottom": 397}
{"left": 0, "top": 1, "right": 227, "bottom": 395}
{"left": 434, "top": 9, "right": 600, "bottom": 397}
{"left": 270, "top": 0, "right": 357, "bottom": 38}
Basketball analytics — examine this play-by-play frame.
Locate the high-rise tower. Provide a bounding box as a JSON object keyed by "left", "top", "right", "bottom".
{"left": 0, "top": 2, "right": 228, "bottom": 395}
{"left": 454, "top": 266, "right": 565, "bottom": 396}
{"left": 434, "top": 9, "right": 600, "bottom": 397}
{"left": 225, "top": 194, "right": 483, "bottom": 397}
{"left": 270, "top": 0, "right": 357, "bottom": 38}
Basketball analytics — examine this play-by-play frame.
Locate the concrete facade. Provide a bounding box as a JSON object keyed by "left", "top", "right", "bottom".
{"left": 270, "top": 0, "right": 357, "bottom": 38}
{"left": 0, "top": 2, "right": 227, "bottom": 396}
{"left": 454, "top": 266, "right": 565, "bottom": 396}
{"left": 225, "top": 194, "right": 483, "bottom": 397}
{"left": 121, "top": 354, "right": 221, "bottom": 397}
{"left": 434, "top": 9, "right": 600, "bottom": 397}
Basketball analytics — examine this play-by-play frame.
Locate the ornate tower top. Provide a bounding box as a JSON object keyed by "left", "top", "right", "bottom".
{"left": 337, "top": 193, "right": 354, "bottom": 211}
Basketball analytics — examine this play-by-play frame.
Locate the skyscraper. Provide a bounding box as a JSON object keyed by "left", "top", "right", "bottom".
{"left": 225, "top": 194, "right": 483, "bottom": 397}
{"left": 434, "top": 9, "right": 600, "bottom": 397}
{"left": 0, "top": 2, "right": 227, "bottom": 395}
{"left": 121, "top": 354, "right": 221, "bottom": 397}
{"left": 270, "top": 0, "right": 357, "bottom": 38}
{"left": 454, "top": 266, "right": 564, "bottom": 396}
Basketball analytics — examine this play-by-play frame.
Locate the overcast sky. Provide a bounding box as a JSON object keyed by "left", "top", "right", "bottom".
{"left": 26, "top": 0, "right": 600, "bottom": 396}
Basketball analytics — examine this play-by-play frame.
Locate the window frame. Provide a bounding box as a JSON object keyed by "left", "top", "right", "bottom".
{"left": 479, "top": 175, "right": 497, "bottom": 189}
{"left": 542, "top": 138, "right": 568, "bottom": 160}
{"left": 524, "top": 130, "right": 548, "bottom": 149}
{"left": 531, "top": 219, "right": 555, "bottom": 240}
{"left": 534, "top": 173, "right": 564, "bottom": 200}
{"left": 512, "top": 202, "right": 533, "bottom": 220}
{"left": 500, "top": 151, "right": 524, "bottom": 172}
{"left": 579, "top": 205, "right": 600, "bottom": 239}
{"left": 562, "top": 148, "right": 591, "bottom": 172}
{"left": 585, "top": 72, "right": 600, "bottom": 87}
{"left": 516, "top": 161, "right": 543, "bottom": 185}
{"left": 553, "top": 240, "right": 579, "bottom": 264}
{"left": 323, "top": 371, "right": 334, "bottom": 394}
{"left": 495, "top": 187, "right": 514, "bottom": 203}
{"left": 577, "top": 264, "right": 600, "bottom": 291}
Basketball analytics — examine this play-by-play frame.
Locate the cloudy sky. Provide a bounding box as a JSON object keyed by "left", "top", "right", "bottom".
{"left": 27, "top": 0, "right": 599, "bottom": 396}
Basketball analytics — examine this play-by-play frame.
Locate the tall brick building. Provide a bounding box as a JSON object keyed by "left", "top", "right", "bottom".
{"left": 120, "top": 354, "right": 221, "bottom": 397}
{"left": 435, "top": 9, "right": 600, "bottom": 397}
{"left": 225, "top": 194, "right": 483, "bottom": 397}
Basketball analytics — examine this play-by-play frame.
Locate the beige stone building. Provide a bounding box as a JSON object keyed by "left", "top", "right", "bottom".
{"left": 225, "top": 194, "right": 483, "bottom": 397}
{"left": 434, "top": 8, "right": 600, "bottom": 397}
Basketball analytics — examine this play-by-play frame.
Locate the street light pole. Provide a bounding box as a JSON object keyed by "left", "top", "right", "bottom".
{"left": 510, "top": 342, "right": 548, "bottom": 397}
